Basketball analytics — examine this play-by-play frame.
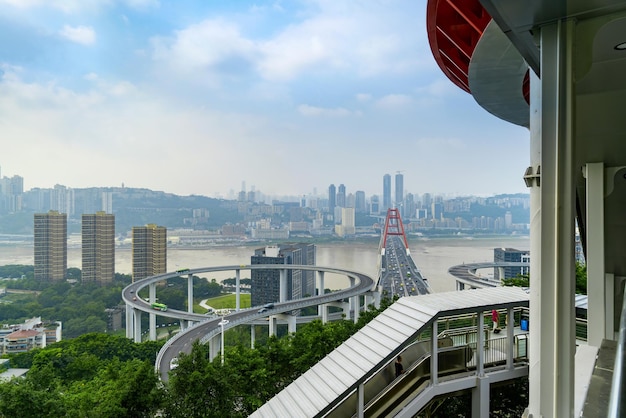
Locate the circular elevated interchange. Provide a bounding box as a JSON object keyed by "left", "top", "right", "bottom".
{"left": 448, "top": 261, "right": 529, "bottom": 289}
{"left": 122, "top": 265, "right": 377, "bottom": 382}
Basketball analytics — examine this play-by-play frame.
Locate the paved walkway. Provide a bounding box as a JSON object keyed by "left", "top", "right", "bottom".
{"left": 199, "top": 299, "right": 216, "bottom": 311}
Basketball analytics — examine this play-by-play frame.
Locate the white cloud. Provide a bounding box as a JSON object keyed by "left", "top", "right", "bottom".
{"left": 297, "top": 104, "right": 358, "bottom": 118}
{"left": 59, "top": 25, "right": 96, "bottom": 45}
{"left": 150, "top": 3, "right": 427, "bottom": 85}
{"left": 0, "top": 0, "right": 112, "bottom": 13}
{"left": 356, "top": 93, "right": 372, "bottom": 102}
{"left": 150, "top": 19, "right": 256, "bottom": 84}
{"left": 375, "top": 94, "right": 412, "bottom": 109}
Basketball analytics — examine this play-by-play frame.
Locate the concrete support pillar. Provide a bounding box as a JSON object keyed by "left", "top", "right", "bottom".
{"left": 236, "top": 269, "right": 241, "bottom": 312}
{"left": 209, "top": 334, "right": 219, "bottom": 362}
{"left": 149, "top": 283, "right": 156, "bottom": 341}
{"left": 187, "top": 274, "right": 193, "bottom": 314}
{"left": 342, "top": 302, "right": 350, "bottom": 319}
{"left": 349, "top": 277, "right": 355, "bottom": 316}
{"left": 321, "top": 304, "right": 329, "bottom": 324}
{"left": 133, "top": 309, "right": 142, "bottom": 343}
{"left": 528, "top": 19, "right": 577, "bottom": 418}
{"left": 125, "top": 305, "right": 133, "bottom": 339}
{"left": 317, "top": 271, "right": 325, "bottom": 316}
{"left": 251, "top": 325, "right": 255, "bottom": 349}
{"left": 357, "top": 383, "right": 365, "bottom": 418}
{"left": 269, "top": 315, "right": 277, "bottom": 337}
{"left": 585, "top": 162, "right": 605, "bottom": 346}
{"left": 280, "top": 269, "right": 287, "bottom": 303}
{"left": 287, "top": 314, "right": 296, "bottom": 334}
{"left": 585, "top": 163, "right": 615, "bottom": 344}
{"left": 352, "top": 295, "right": 360, "bottom": 324}
{"left": 476, "top": 311, "right": 484, "bottom": 377}
{"left": 507, "top": 307, "right": 515, "bottom": 370}
{"left": 472, "top": 376, "right": 490, "bottom": 418}
{"left": 180, "top": 319, "right": 187, "bottom": 332}
{"left": 431, "top": 319, "right": 438, "bottom": 385}
{"left": 497, "top": 267, "right": 505, "bottom": 281}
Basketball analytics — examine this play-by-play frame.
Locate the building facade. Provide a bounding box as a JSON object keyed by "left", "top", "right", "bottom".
{"left": 493, "top": 247, "right": 530, "bottom": 280}
{"left": 132, "top": 224, "right": 167, "bottom": 281}
{"left": 328, "top": 184, "right": 336, "bottom": 214}
{"left": 34, "top": 210, "right": 67, "bottom": 281}
{"left": 383, "top": 174, "right": 391, "bottom": 210}
{"left": 250, "top": 243, "right": 316, "bottom": 307}
{"left": 336, "top": 184, "right": 346, "bottom": 208}
{"left": 0, "top": 317, "right": 62, "bottom": 355}
{"left": 395, "top": 173, "right": 404, "bottom": 212}
{"left": 82, "top": 211, "right": 115, "bottom": 284}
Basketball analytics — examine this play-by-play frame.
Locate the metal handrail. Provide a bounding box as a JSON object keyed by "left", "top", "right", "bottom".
{"left": 608, "top": 281, "right": 626, "bottom": 416}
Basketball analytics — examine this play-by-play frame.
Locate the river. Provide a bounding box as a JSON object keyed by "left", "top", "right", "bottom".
{"left": 0, "top": 235, "right": 529, "bottom": 293}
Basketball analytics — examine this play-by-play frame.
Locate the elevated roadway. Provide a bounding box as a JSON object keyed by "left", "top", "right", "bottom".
{"left": 379, "top": 235, "right": 430, "bottom": 297}
{"left": 448, "top": 261, "right": 529, "bottom": 290}
{"left": 121, "top": 265, "right": 376, "bottom": 382}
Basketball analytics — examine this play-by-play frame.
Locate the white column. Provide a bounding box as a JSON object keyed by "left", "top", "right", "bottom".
{"left": 585, "top": 162, "right": 605, "bottom": 346}
{"left": 472, "top": 376, "right": 490, "bottom": 418}
{"left": 476, "top": 311, "right": 484, "bottom": 377}
{"left": 317, "top": 271, "right": 325, "bottom": 316}
{"left": 250, "top": 325, "right": 255, "bottom": 349}
{"left": 287, "top": 314, "right": 296, "bottom": 334}
{"left": 349, "top": 277, "right": 355, "bottom": 316}
{"left": 209, "top": 334, "right": 219, "bottom": 362}
{"left": 187, "top": 273, "right": 193, "bottom": 314}
{"left": 431, "top": 319, "right": 438, "bottom": 385}
{"left": 352, "top": 295, "right": 360, "bottom": 324}
{"left": 528, "top": 19, "right": 577, "bottom": 418}
{"left": 126, "top": 305, "right": 133, "bottom": 339}
{"left": 506, "top": 307, "right": 514, "bottom": 370}
{"left": 321, "top": 304, "right": 328, "bottom": 324}
{"left": 280, "top": 269, "right": 287, "bottom": 303}
{"left": 269, "top": 315, "right": 277, "bottom": 337}
{"left": 149, "top": 283, "right": 156, "bottom": 341}
{"left": 357, "top": 383, "right": 365, "bottom": 418}
{"left": 133, "top": 309, "right": 142, "bottom": 343}
{"left": 236, "top": 269, "right": 241, "bottom": 311}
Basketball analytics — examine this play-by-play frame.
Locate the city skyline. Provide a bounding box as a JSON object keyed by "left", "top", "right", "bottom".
{"left": 1, "top": 165, "right": 529, "bottom": 205}
{"left": 0, "top": 1, "right": 529, "bottom": 199}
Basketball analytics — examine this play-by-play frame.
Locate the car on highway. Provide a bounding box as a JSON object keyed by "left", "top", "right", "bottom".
{"left": 258, "top": 303, "right": 275, "bottom": 313}
{"left": 170, "top": 357, "right": 178, "bottom": 370}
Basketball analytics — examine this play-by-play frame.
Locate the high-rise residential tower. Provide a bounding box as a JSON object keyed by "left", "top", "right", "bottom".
{"left": 328, "top": 184, "right": 336, "bottom": 213}
{"left": 34, "top": 210, "right": 67, "bottom": 281}
{"left": 337, "top": 184, "right": 346, "bottom": 208}
{"left": 250, "top": 243, "right": 316, "bottom": 307}
{"left": 82, "top": 212, "right": 115, "bottom": 285}
{"left": 395, "top": 172, "right": 404, "bottom": 212}
{"left": 383, "top": 174, "right": 391, "bottom": 210}
{"left": 132, "top": 224, "right": 167, "bottom": 282}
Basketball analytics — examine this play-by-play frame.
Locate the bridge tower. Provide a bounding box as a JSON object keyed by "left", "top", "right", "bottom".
{"left": 380, "top": 208, "right": 410, "bottom": 256}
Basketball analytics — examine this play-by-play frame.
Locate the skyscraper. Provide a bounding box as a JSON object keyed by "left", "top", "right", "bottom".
{"left": 132, "top": 224, "right": 167, "bottom": 282}
{"left": 337, "top": 184, "right": 346, "bottom": 208}
{"left": 328, "top": 184, "right": 336, "bottom": 213}
{"left": 395, "top": 172, "right": 404, "bottom": 212}
{"left": 82, "top": 212, "right": 115, "bottom": 285}
{"left": 383, "top": 174, "right": 391, "bottom": 210}
{"left": 250, "top": 243, "right": 316, "bottom": 307}
{"left": 34, "top": 210, "right": 67, "bottom": 281}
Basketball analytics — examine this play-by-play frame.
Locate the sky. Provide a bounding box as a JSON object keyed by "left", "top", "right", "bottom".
{"left": 0, "top": 0, "right": 530, "bottom": 200}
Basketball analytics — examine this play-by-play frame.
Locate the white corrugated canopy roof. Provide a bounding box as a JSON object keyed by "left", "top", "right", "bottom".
{"left": 251, "top": 286, "right": 529, "bottom": 418}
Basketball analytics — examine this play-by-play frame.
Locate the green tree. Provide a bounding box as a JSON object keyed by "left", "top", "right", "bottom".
{"left": 502, "top": 261, "right": 587, "bottom": 295}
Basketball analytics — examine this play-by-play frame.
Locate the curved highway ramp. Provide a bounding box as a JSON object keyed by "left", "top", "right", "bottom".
{"left": 250, "top": 286, "right": 529, "bottom": 418}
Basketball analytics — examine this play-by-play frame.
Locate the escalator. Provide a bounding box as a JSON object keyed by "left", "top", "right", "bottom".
{"left": 325, "top": 338, "right": 471, "bottom": 418}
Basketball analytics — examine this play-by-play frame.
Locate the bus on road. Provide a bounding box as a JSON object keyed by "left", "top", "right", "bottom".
{"left": 151, "top": 302, "right": 168, "bottom": 311}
